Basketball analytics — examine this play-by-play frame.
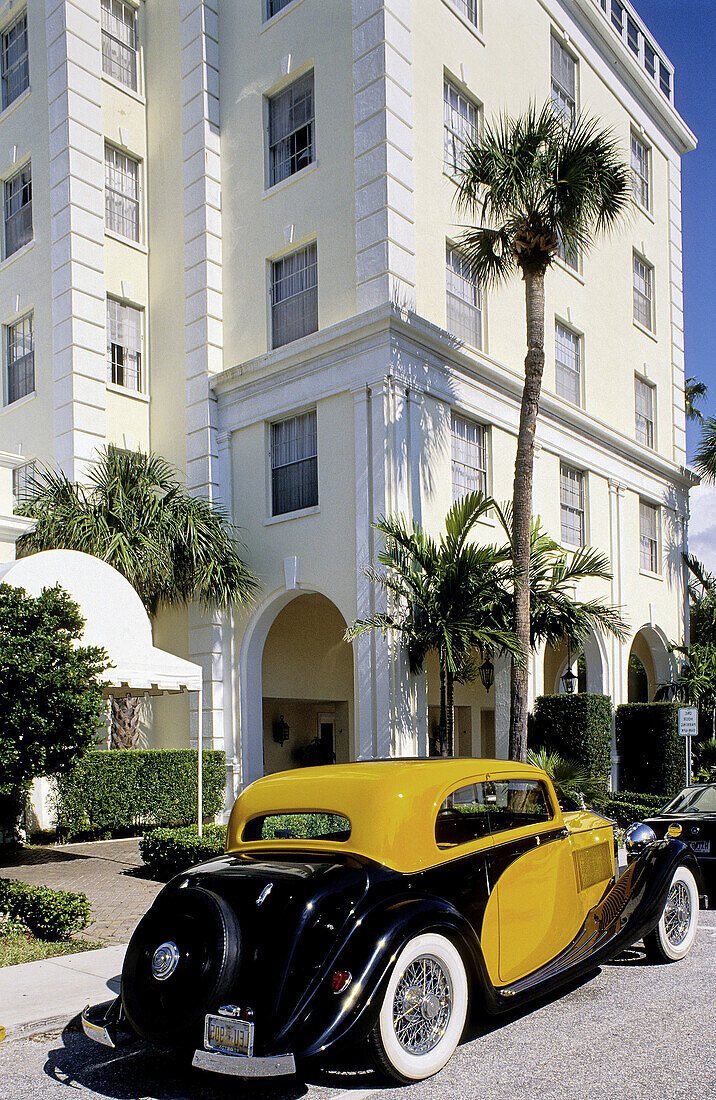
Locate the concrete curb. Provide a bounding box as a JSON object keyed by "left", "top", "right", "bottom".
{"left": 1, "top": 1012, "right": 81, "bottom": 1043}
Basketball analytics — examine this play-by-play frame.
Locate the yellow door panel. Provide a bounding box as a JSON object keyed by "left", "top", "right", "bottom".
{"left": 496, "top": 838, "right": 582, "bottom": 985}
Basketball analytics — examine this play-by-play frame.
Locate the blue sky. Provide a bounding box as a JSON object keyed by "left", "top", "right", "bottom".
{"left": 633, "top": 0, "right": 716, "bottom": 452}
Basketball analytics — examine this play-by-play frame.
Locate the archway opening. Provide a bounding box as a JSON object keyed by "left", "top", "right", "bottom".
{"left": 425, "top": 650, "right": 494, "bottom": 758}
{"left": 627, "top": 631, "right": 662, "bottom": 701}
{"left": 261, "top": 592, "right": 353, "bottom": 774}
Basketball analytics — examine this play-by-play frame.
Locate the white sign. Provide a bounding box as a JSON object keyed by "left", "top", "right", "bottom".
{"left": 678, "top": 707, "right": 698, "bottom": 738}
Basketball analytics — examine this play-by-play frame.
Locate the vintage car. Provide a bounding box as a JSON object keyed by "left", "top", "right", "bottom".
{"left": 626, "top": 782, "right": 715, "bottom": 907}
{"left": 82, "top": 759, "right": 700, "bottom": 1084}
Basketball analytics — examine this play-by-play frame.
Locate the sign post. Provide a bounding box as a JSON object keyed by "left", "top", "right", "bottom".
{"left": 677, "top": 707, "right": 698, "bottom": 787}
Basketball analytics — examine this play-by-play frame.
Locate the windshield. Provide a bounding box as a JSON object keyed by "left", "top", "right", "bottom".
{"left": 661, "top": 786, "right": 716, "bottom": 815}
{"left": 242, "top": 812, "right": 351, "bottom": 842}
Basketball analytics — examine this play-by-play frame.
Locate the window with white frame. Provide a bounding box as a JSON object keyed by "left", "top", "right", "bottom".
{"left": 107, "top": 297, "right": 143, "bottom": 391}
{"left": 639, "top": 499, "right": 659, "bottom": 573}
{"left": 4, "top": 162, "right": 31, "bottom": 257}
{"left": 271, "top": 243, "right": 317, "bottom": 349}
{"left": 555, "top": 322, "right": 581, "bottom": 406}
{"left": 610, "top": 0, "right": 624, "bottom": 34}
{"left": 631, "top": 132, "right": 650, "bottom": 213}
{"left": 101, "top": 0, "right": 137, "bottom": 91}
{"left": 12, "top": 458, "right": 36, "bottom": 508}
{"left": 633, "top": 252, "right": 654, "bottom": 331}
{"left": 448, "top": 0, "right": 480, "bottom": 29}
{"left": 451, "top": 413, "right": 487, "bottom": 502}
{"left": 560, "top": 464, "right": 585, "bottom": 547}
{"left": 446, "top": 244, "right": 482, "bottom": 349}
{"left": 6, "top": 312, "right": 33, "bottom": 404}
{"left": 444, "top": 79, "right": 479, "bottom": 175}
{"left": 627, "top": 15, "right": 639, "bottom": 55}
{"left": 268, "top": 71, "right": 314, "bottom": 186}
{"left": 105, "top": 144, "right": 140, "bottom": 241}
{"left": 1, "top": 10, "right": 28, "bottom": 110}
{"left": 659, "top": 61, "right": 671, "bottom": 99}
{"left": 271, "top": 410, "right": 318, "bottom": 516}
{"left": 551, "top": 35, "right": 576, "bottom": 125}
{"left": 644, "top": 41, "right": 656, "bottom": 79}
{"left": 556, "top": 230, "right": 580, "bottom": 273}
{"left": 635, "top": 375, "right": 655, "bottom": 448}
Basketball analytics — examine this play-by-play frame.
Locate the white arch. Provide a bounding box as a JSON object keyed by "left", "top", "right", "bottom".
{"left": 629, "top": 623, "right": 676, "bottom": 696}
{"left": 238, "top": 584, "right": 354, "bottom": 787}
{"left": 550, "top": 630, "right": 607, "bottom": 696}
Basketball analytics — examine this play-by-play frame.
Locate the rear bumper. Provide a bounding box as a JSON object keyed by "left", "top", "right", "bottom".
{"left": 192, "top": 1048, "right": 296, "bottom": 1077}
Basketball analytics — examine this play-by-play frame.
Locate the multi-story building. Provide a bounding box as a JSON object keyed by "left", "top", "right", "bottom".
{"left": 0, "top": 0, "right": 696, "bottom": 799}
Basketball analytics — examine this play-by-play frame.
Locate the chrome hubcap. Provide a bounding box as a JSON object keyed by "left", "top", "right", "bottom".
{"left": 392, "top": 955, "right": 452, "bottom": 1055}
{"left": 151, "top": 940, "right": 180, "bottom": 981}
{"left": 663, "top": 882, "right": 691, "bottom": 947}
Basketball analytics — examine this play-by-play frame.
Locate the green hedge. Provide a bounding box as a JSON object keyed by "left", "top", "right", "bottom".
{"left": 532, "top": 694, "right": 613, "bottom": 780}
{"left": 599, "top": 791, "right": 668, "bottom": 828}
{"left": 140, "top": 825, "right": 227, "bottom": 879}
{"left": 53, "top": 750, "right": 226, "bottom": 839}
{"left": 615, "top": 703, "right": 684, "bottom": 796}
{"left": 0, "top": 878, "right": 91, "bottom": 940}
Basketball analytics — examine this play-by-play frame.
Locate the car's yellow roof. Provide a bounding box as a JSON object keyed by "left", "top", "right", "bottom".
{"left": 226, "top": 758, "right": 555, "bottom": 874}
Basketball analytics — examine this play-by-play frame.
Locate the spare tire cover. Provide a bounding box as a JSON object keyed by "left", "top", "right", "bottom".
{"left": 122, "top": 885, "right": 241, "bottom": 1044}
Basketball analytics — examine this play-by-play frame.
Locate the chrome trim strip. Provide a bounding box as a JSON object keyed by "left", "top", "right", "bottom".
{"left": 81, "top": 1006, "right": 116, "bottom": 1049}
{"left": 192, "top": 1049, "right": 296, "bottom": 1077}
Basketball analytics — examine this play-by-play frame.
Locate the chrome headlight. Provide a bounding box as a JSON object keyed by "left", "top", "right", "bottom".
{"left": 625, "top": 822, "right": 656, "bottom": 858}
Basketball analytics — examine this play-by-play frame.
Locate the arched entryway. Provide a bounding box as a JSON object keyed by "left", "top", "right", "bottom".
{"left": 424, "top": 650, "right": 495, "bottom": 758}
{"left": 543, "top": 631, "right": 606, "bottom": 695}
{"left": 627, "top": 626, "right": 673, "bottom": 701}
{"left": 239, "top": 588, "right": 354, "bottom": 783}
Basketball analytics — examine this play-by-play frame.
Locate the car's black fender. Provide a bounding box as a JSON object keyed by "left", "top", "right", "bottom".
{"left": 277, "top": 892, "right": 486, "bottom": 1058}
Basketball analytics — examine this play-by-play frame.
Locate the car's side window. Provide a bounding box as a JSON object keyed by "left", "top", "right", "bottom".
{"left": 485, "top": 778, "right": 552, "bottom": 837}
{"left": 435, "top": 782, "right": 492, "bottom": 847}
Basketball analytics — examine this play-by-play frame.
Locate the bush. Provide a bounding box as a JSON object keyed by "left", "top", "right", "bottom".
{"left": 599, "top": 791, "right": 669, "bottom": 827}
{"left": 52, "top": 750, "right": 226, "bottom": 839}
{"left": 0, "top": 878, "right": 91, "bottom": 940}
{"left": 615, "top": 703, "right": 684, "bottom": 795}
{"left": 532, "top": 694, "right": 613, "bottom": 780}
{"left": 140, "top": 825, "right": 227, "bottom": 879}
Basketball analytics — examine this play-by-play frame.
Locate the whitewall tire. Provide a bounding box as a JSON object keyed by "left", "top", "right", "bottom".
{"left": 370, "top": 932, "right": 468, "bottom": 1083}
{"left": 644, "top": 865, "right": 699, "bottom": 962}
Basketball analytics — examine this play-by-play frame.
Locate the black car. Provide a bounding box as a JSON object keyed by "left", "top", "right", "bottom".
{"left": 634, "top": 783, "right": 715, "bottom": 907}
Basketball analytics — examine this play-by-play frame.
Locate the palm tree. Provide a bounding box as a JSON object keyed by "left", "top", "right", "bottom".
{"left": 694, "top": 417, "right": 716, "bottom": 482}
{"left": 685, "top": 377, "right": 707, "bottom": 423}
{"left": 346, "top": 492, "right": 519, "bottom": 756}
{"left": 455, "top": 104, "right": 631, "bottom": 762}
{"left": 527, "top": 747, "right": 608, "bottom": 810}
{"left": 17, "top": 447, "right": 258, "bottom": 747}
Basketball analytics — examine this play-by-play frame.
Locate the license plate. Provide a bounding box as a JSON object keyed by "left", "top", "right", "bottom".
{"left": 204, "top": 1014, "right": 254, "bottom": 1057}
{"left": 690, "top": 841, "right": 710, "bottom": 854}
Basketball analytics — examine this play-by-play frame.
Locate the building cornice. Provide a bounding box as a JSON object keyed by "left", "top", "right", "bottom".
{"left": 0, "top": 515, "right": 35, "bottom": 541}
{"left": 0, "top": 451, "right": 30, "bottom": 471}
{"left": 212, "top": 303, "right": 696, "bottom": 492}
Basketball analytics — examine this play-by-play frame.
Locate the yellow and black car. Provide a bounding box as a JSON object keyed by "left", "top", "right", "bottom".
{"left": 82, "top": 759, "right": 700, "bottom": 1084}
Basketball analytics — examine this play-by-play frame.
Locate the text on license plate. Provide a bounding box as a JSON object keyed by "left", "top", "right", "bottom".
{"left": 690, "top": 841, "right": 710, "bottom": 854}
{"left": 204, "top": 1015, "right": 254, "bottom": 1057}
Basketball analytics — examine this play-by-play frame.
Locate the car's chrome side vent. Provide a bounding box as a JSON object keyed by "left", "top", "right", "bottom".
{"left": 574, "top": 843, "right": 612, "bottom": 891}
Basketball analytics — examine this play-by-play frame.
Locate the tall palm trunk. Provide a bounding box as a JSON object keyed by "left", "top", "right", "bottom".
{"left": 439, "top": 660, "right": 447, "bottom": 756}
{"left": 446, "top": 668, "right": 455, "bottom": 757}
{"left": 509, "top": 266, "right": 546, "bottom": 762}
{"left": 110, "top": 695, "right": 143, "bottom": 750}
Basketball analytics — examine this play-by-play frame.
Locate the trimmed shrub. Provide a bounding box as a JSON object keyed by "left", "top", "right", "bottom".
{"left": 532, "top": 694, "right": 613, "bottom": 780}
{"left": 0, "top": 878, "right": 91, "bottom": 940}
{"left": 53, "top": 750, "right": 226, "bottom": 839}
{"left": 140, "top": 825, "right": 227, "bottom": 879}
{"left": 599, "top": 792, "right": 669, "bottom": 828}
{"left": 615, "top": 703, "right": 684, "bottom": 795}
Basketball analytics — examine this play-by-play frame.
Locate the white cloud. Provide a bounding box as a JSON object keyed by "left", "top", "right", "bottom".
{"left": 688, "top": 483, "right": 716, "bottom": 574}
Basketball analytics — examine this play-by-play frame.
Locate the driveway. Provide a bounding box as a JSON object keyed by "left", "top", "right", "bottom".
{"left": 1, "top": 912, "right": 713, "bottom": 1100}
{"left": 0, "top": 839, "right": 162, "bottom": 945}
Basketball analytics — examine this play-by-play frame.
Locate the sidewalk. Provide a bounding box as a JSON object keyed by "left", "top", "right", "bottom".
{"left": 0, "top": 944, "right": 126, "bottom": 1040}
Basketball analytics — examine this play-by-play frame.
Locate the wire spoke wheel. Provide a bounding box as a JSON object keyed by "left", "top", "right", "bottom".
{"left": 662, "top": 881, "right": 691, "bottom": 947}
{"left": 392, "top": 955, "right": 453, "bottom": 1055}
{"left": 370, "top": 933, "right": 468, "bottom": 1083}
{"left": 644, "top": 865, "right": 699, "bottom": 963}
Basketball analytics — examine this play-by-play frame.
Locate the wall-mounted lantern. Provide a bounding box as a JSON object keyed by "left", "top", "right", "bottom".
{"left": 272, "top": 715, "right": 290, "bottom": 745}
{"left": 478, "top": 656, "right": 494, "bottom": 691}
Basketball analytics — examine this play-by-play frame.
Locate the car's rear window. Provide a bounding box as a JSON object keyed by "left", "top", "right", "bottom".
{"left": 242, "top": 812, "right": 351, "bottom": 842}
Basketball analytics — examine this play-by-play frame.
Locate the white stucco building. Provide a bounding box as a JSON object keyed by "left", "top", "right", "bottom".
{"left": 0, "top": 0, "right": 696, "bottom": 796}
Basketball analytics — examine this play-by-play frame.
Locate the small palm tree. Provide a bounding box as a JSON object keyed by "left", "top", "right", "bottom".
{"left": 527, "top": 747, "right": 608, "bottom": 809}
{"left": 455, "top": 104, "right": 631, "bottom": 762}
{"left": 346, "top": 492, "right": 519, "bottom": 756}
{"left": 17, "top": 447, "right": 259, "bottom": 747}
{"left": 694, "top": 417, "right": 716, "bottom": 483}
{"left": 685, "top": 377, "right": 707, "bottom": 423}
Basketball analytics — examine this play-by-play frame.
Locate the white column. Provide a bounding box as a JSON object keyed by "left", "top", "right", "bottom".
{"left": 608, "top": 479, "right": 627, "bottom": 787}
{"left": 46, "top": 0, "right": 107, "bottom": 481}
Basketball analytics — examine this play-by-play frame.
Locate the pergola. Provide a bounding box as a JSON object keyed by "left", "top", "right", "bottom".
{"left": 0, "top": 549, "right": 209, "bottom": 834}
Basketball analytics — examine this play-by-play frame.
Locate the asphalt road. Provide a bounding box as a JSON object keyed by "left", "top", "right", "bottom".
{"left": 2, "top": 913, "right": 714, "bottom": 1100}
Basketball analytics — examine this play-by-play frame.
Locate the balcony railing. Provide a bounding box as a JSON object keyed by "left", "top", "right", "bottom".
{"left": 591, "top": 0, "right": 673, "bottom": 103}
